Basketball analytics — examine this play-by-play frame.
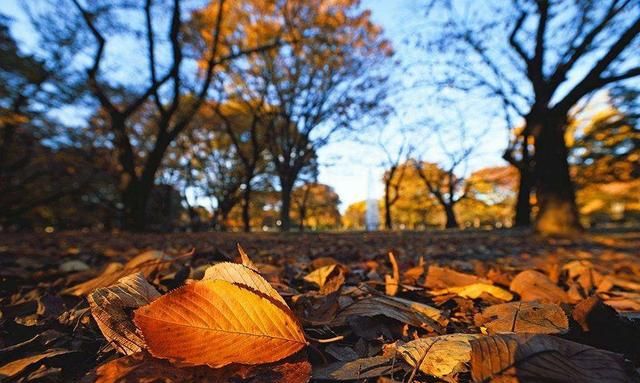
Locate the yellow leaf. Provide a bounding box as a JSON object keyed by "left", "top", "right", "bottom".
{"left": 236, "top": 243, "right": 258, "bottom": 271}
{"left": 304, "top": 264, "right": 337, "bottom": 288}
{"left": 203, "top": 262, "right": 286, "bottom": 305}
{"left": 431, "top": 283, "right": 513, "bottom": 301}
{"left": 134, "top": 279, "right": 306, "bottom": 367}
{"left": 398, "top": 334, "right": 480, "bottom": 377}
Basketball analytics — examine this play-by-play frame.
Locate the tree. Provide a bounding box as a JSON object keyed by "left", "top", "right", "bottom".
{"left": 420, "top": 0, "right": 640, "bottom": 235}
{"left": 413, "top": 160, "right": 468, "bottom": 229}
{"left": 170, "top": 107, "right": 247, "bottom": 231}
{"left": 210, "top": 98, "right": 270, "bottom": 232}
{"left": 342, "top": 200, "right": 368, "bottom": 230}
{"left": 380, "top": 138, "right": 412, "bottom": 230}
{"left": 45, "top": 0, "right": 282, "bottom": 230}
{"left": 291, "top": 183, "right": 341, "bottom": 231}
{"left": 226, "top": 0, "right": 392, "bottom": 231}
{"left": 502, "top": 127, "right": 535, "bottom": 227}
{"left": 0, "top": 16, "right": 88, "bottom": 226}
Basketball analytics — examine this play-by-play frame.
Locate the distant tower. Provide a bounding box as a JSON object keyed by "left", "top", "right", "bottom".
{"left": 365, "top": 168, "right": 379, "bottom": 231}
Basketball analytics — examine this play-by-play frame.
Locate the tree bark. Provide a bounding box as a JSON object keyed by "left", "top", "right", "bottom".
{"left": 384, "top": 183, "right": 392, "bottom": 230}
{"left": 514, "top": 167, "right": 532, "bottom": 227}
{"left": 444, "top": 204, "right": 459, "bottom": 229}
{"left": 279, "top": 181, "right": 293, "bottom": 232}
{"left": 531, "top": 116, "right": 582, "bottom": 235}
{"left": 241, "top": 183, "right": 252, "bottom": 232}
{"left": 122, "top": 179, "right": 152, "bottom": 232}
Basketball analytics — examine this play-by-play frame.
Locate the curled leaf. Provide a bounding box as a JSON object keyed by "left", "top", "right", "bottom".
{"left": 88, "top": 273, "right": 160, "bottom": 355}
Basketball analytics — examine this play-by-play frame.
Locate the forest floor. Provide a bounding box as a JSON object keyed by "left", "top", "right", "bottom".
{"left": 1, "top": 228, "right": 640, "bottom": 382}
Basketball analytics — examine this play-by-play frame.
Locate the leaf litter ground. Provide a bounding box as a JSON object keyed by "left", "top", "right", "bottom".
{"left": 1, "top": 229, "right": 640, "bottom": 382}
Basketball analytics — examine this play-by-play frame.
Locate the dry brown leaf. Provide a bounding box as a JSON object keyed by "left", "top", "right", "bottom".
{"left": 304, "top": 264, "right": 338, "bottom": 289}
{"left": 397, "top": 334, "right": 480, "bottom": 378}
{"left": 385, "top": 252, "right": 400, "bottom": 296}
{"left": 0, "top": 349, "right": 70, "bottom": 379}
{"left": 134, "top": 279, "right": 306, "bottom": 367}
{"left": 510, "top": 269, "right": 570, "bottom": 303}
{"left": 203, "top": 262, "right": 286, "bottom": 305}
{"left": 88, "top": 272, "right": 161, "bottom": 355}
{"left": 470, "top": 333, "right": 630, "bottom": 382}
{"left": 430, "top": 283, "right": 513, "bottom": 301}
{"left": 332, "top": 295, "right": 444, "bottom": 333}
{"left": 562, "top": 260, "right": 602, "bottom": 292}
{"left": 312, "top": 355, "right": 398, "bottom": 381}
{"left": 88, "top": 351, "right": 310, "bottom": 383}
{"left": 425, "top": 265, "right": 491, "bottom": 290}
{"left": 475, "top": 301, "right": 568, "bottom": 334}
{"left": 236, "top": 243, "right": 258, "bottom": 272}
{"left": 63, "top": 250, "right": 172, "bottom": 296}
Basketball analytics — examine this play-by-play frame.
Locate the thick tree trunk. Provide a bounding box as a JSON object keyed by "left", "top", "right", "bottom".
{"left": 122, "top": 179, "right": 152, "bottom": 232}
{"left": 242, "top": 184, "right": 251, "bottom": 233}
{"left": 514, "top": 166, "right": 532, "bottom": 227}
{"left": 532, "top": 116, "right": 582, "bottom": 235}
{"left": 280, "top": 181, "right": 293, "bottom": 232}
{"left": 444, "top": 204, "right": 459, "bottom": 229}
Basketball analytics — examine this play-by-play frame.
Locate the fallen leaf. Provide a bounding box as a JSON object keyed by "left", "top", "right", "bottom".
{"left": 425, "top": 265, "right": 491, "bottom": 290}
{"left": 397, "top": 333, "right": 480, "bottom": 377}
{"left": 385, "top": 252, "right": 400, "bottom": 296}
{"left": 63, "top": 250, "right": 172, "bottom": 296}
{"left": 87, "top": 350, "right": 311, "bottom": 383}
{"left": 236, "top": 243, "right": 258, "bottom": 272}
{"left": 304, "top": 264, "right": 338, "bottom": 289}
{"left": 333, "top": 295, "right": 443, "bottom": 333}
{"left": 510, "top": 270, "right": 570, "bottom": 303}
{"left": 324, "top": 344, "right": 359, "bottom": 362}
{"left": 470, "top": 333, "right": 630, "bottom": 382}
{"left": 203, "top": 262, "right": 286, "bottom": 305}
{"left": 312, "top": 355, "right": 399, "bottom": 381}
{"left": 0, "top": 349, "right": 70, "bottom": 379}
{"left": 134, "top": 279, "right": 306, "bottom": 367}
{"left": 88, "top": 272, "right": 161, "bottom": 355}
{"left": 431, "top": 283, "right": 513, "bottom": 301}
{"left": 571, "top": 296, "right": 640, "bottom": 362}
{"left": 475, "top": 301, "right": 568, "bottom": 334}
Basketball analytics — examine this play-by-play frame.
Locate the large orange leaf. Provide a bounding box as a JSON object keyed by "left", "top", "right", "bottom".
{"left": 134, "top": 279, "right": 306, "bottom": 367}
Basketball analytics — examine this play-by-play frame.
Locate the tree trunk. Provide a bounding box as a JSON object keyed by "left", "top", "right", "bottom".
{"left": 298, "top": 207, "right": 306, "bottom": 232}
{"left": 532, "top": 116, "right": 582, "bottom": 235}
{"left": 514, "top": 166, "right": 532, "bottom": 227}
{"left": 242, "top": 184, "right": 252, "bottom": 233}
{"left": 444, "top": 204, "right": 459, "bottom": 229}
{"left": 122, "top": 179, "right": 152, "bottom": 232}
{"left": 280, "top": 181, "right": 293, "bottom": 232}
{"left": 384, "top": 183, "right": 392, "bottom": 230}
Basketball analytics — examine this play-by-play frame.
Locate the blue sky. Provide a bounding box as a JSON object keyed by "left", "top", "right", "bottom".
{"left": 2, "top": 0, "right": 510, "bottom": 211}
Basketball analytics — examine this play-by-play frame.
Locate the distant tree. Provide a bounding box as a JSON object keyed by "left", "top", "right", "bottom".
{"left": 413, "top": 160, "right": 468, "bottom": 229}
{"left": 569, "top": 104, "right": 639, "bottom": 186}
{"left": 342, "top": 200, "right": 368, "bottom": 230}
{"left": 220, "top": 0, "right": 393, "bottom": 231}
{"left": 209, "top": 98, "right": 270, "bottom": 232}
{"left": 0, "top": 16, "right": 88, "bottom": 227}
{"left": 420, "top": 0, "right": 640, "bottom": 234}
{"left": 292, "top": 183, "right": 341, "bottom": 231}
{"left": 34, "top": 0, "right": 283, "bottom": 230}
{"left": 380, "top": 138, "right": 412, "bottom": 230}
